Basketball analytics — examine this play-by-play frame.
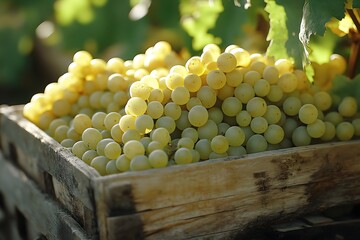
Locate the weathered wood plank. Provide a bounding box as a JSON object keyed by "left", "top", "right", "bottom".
{"left": 0, "top": 106, "right": 100, "bottom": 233}
{"left": 0, "top": 152, "right": 90, "bottom": 240}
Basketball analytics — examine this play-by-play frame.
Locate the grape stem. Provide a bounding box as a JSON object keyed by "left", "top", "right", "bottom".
{"left": 346, "top": 8, "right": 360, "bottom": 78}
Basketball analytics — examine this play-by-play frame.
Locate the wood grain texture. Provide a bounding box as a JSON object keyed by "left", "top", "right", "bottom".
{"left": 0, "top": 152, "right": 90, "bottom": 240}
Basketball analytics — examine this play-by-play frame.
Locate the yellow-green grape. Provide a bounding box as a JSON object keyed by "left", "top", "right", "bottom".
{"left": 82, "top": 128, "right": 102, "bottom": 150}
{"left": 181, "top": 127, "right": 199, "bottom": 142}
{"left": 266, "top": 85, "right": 283, "bottom": 103}
{"left": 104, "top": 142, "right": 122, "bottom": 160}
{"left": 104, "top": 112, "right": 121, "bottom": 130}
{"left": 146, "top": 101, "right": 164, "bottom": 119}
{"left": 338, "top": 96, "right": 358, "bottom": 118}
{"left": 307, "top": 119, "right": 326, "bottom": 138}
{"left": 52, "top": 99, "right": 72, "bottom": 117}
{"left": 218, "top": 122, "right": 230, "bottom": 135}
{"left": 250, "top": 61, "right": 266, "bottom": 74}
{"left": 61, "top": 139, "right": 76, "bottom": 148}
{"left": 54, "top": 125, "right": 70, "bottom": 143}
{"left": 116, "top": 154, "right": 131, "bottom": 172}
{"left": 91, "top": 112, "right": 107, "bottom": 130}
{"left": 206, "top": 69, "right": 227, "bottom": 90}
{"left": 208, "top": 107, "right": 224, "bottom": 125}
{"left": 224, "top": 44, "right": 239, "bottom": 52}
{"left": 313, "top": 91, "right": 332, "bottom": 112}
{"left": 130, "top": 155, "right": 151, "bottom": 171}
{"left": 119, "top": 114, "right": 136, "bottom": 132}
{"left": 155, "top": 116, "right": 176, "bottom": 133}
{"left": 324, "top": 111, "right": 343, "bottom": 126}
{"left": 72, "top": 141, "right": 88, "bottom": 159}
{"left": 263, "top": 105, "right": 281, "bottom": 124}
{"left": 177, "top": 137, "right": 195, "bottom": 149}
{"left": 225, "top": 126, "right": 245, "bottom": 147}
{"left": 106, "top": 57, "right": 125, "bottom": 74}
{"left": 140, "top": 136, "right": 152, "bottom": 149}
{"left": 125, "top": 97, "right": 147, "bottom": 117}
{"left": 96, "top": 138, "right": 114, "bottom": 156}
{"left": 73, "top": 50, "right": 92, "bottom": 66}
{"left": 129, "top": 81, "right": 151, "bottom": 100}
{"left": 283, "top": 118, "right": 298, "bottom": 138}
{"left": 190, "top": 149, "right": 200, "bottom": 163}
{"left": 169, "top": 65, "right": 188, "bottom": 78}
{"left": 336, "top": 122, "right": 355, "bottom": 141}
{"left": 141, "top": 75, "right": 159, "bottom": 89}
{"left": 236, "top": 110, "right": 252, "bottom": 127}
{"left": 148, "top": 88, "right": 164, "bottom": 103}
{"left": 244, "top": 70, "right": 261, "bottom": 86}
{"left": 277, "top": 72, "right": 297, "bottom": 93}
{"left": 101, "top": 130, "right": 112, "bottom": 139}
{"left": 148, "top": 149, "right": 169, "bottom": 168}
{"left": 226, "top": 68, "right": 244, "bottom": 87}
{"left": 264, "top": 124, "right": 284, "bottom": 144}
{"left": 106, "top": 160, "right": 120, "bottom": 175}
{"left": 321, "top": 122, "right": 336, "bottom": 141}
{"left": 146, "top": 141, "right": 164, "bottom": 154}
{"left": 246, "top": 134, "right": 268, "bottom": 153}
{"left": 123, "top": 140, "right": 145, "bottom": 159}
{"left": 44, "top": 83, "right": 64, "bottom": 101}
{"left": 292, "top": 126, "right": 311, "bottom": 147}
{"left": 329, "top": 54, "right": 347, "bottom": 75}
{"left": 263, "top": 66, "right": 279, "bottom": 84}
{"left": 122, "top": 129, "right": 141, "bottom": 144}
{"left": 197, "top": 86, "right": 217, "bottom": 108}
{"left": 176, "top": 110, "right": 191, "bottom": 130}
{"left": 186, "top": 97, "right": 202, "bottom": 111}
{"left": 151, "top": 127, "right": 171, "bottom": 147}
{"left": 299, "top": 92, "right": 314, "bottom": 105}
{"left": 254, "top": 79, "right": 270, "bottom": 97}
{"left": 99, "top": 91, "right": 114, "bottom": 109}
{"left": 171, "top": 86, "right": 190, "bottom": 105}
{"left": 282, "top": 96, "right": 302, "bottom": 116}
{"left": 110, "top": 124, "right": 123, "bottom": 143}
{"left": 134, "top": 114, "right": 154, "bottom": 135}
{"left": 186, "top": 56, "right": 205, "bottom": 75}
{"left": 113, "top": 91, "right": 128, "bottom": 107}
{"left": 250, "top": 116, "right": 268, "bottom": 134}
{"left": 174, "top": 148, "right": 193, "bottom": 164}
{"left": 275, "top": 59, "right": 293, "bottom": 75}
{"left": 352, "top": 119, "right": 360, "bottom": 136}
{"left": 91, "top": 156, "right": 109, "bottom": 175}
{"left": 230, "top": 47, "right": 251, "bottom": 67}
{"left": 197, "top": 120, "right": 218, "bottom": 140}
{"left": 89, "top": 58, "right": 106, "bottom": 75}
{"left": 166, "top": 73, "right": 184, "bottom": 90}
{"left": 89, "top": 91, "right": 103, "bottom": 109}
{"left": 184, "top": 74, "right": 202, "bottom": 93}
{"left": 195, "top": 139, "right": 211, "bottom": 160}
{"left": 227, "top": 146, "right": 247, "bottom": 156}
{"left": 164, "top": 102, "right": 182, "bottom": 120}
{"left": 188, "top": 105, "right": 209, "bottom": 127}
{"left": 294, "top": 70, "right": 310, "bottom": 91}
{"left": 246, "top": 97, "right": 267, "bottom": 117}
{"left": 217, "top": 52, "right": 237, "bottom": 73}
{"left": 221, "top": 97, "right": 242, "bottom": 117}
{"left": 82, "top": 149, "right": 98, "bottom": 165}
{"left": 48, "top": 118, "right": 68, "bottom": 137}
{"left": 211, "top": 135, "right": 229, "bottom": 154}
{"left": 217, "top": 84, "right": 234, "bottom": 101}
{"left": 234, "top": 83, "right": 255, "bottom": 104}
{"left": 38, "top": 111, "right": 55, "bottom": 130}
{"left": 298, "top": 104, "right": 318, "bottom": 125}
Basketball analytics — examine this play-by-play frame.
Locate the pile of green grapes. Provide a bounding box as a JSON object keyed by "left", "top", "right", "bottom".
{"left": 23, "top": 41, "right": 360, "bottom": 175}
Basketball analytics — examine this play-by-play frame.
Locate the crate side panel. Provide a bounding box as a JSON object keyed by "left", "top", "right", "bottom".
{"left": 0, "top": 152, "right": 91, "bottom": 240}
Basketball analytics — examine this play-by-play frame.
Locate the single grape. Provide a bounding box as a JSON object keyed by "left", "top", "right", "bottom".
{"left": 336, "top": 122, "right": 355, "bottom": 141}
{"left": 246, "top": 134, "right": 268, "bottom": 153}
{"left": 188, "top": 105, "right": 209, "bottom": 127}
{"left": 298, "top": 104, "right": 318, "bottom": 125}
{"left": 174, "top": 148, "right": 193, "bottom": 164}
{"left": 130, "top": 155, "right": 151, "bottom": 171}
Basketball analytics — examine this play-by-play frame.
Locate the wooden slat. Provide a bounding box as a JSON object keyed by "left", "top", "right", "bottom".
{"left": 97, "top": 140, "right": 360, "bottom": 239}
{"left": 0, "top": 106, "right": 99, "bottom": 233}
{"left": 0, "top": 152, "right": 90, "bottom": 240}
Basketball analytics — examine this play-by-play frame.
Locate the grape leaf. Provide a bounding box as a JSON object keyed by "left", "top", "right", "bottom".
{"left": 299, "top": 0, "right": 346, "bottom": 45}
{"left": 265, "top": 0, "right": 288, "bottom": 59}
{"left": 180, "top": 0, "right": 223, "bottom": 50}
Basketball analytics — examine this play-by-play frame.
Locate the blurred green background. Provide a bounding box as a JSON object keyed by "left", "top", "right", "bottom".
{"left": 0, "top": 0, "right": 270, "bottom": 105}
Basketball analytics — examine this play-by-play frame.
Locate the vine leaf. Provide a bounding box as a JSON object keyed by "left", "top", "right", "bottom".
{"left": 299, "top": 0, "right": 346, "bottom": 45}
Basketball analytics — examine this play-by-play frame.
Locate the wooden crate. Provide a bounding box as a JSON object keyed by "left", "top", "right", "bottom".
{"left": 1, "top": 105, "right": 360, "bottom": 239}
{"left": 0, "top": 151, "right": 89, "bottom": 240}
